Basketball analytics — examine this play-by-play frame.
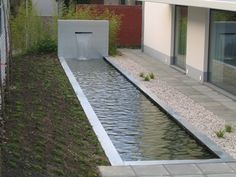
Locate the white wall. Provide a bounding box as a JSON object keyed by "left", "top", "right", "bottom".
{"left": 186, "top": 6, "right": 209, "bottom": 81}
{"left": 143, "top": 2, "right": 172, "bottom": 64}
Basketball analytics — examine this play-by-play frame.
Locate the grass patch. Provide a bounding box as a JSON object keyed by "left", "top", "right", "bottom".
{"left": 215, "top": 129, "right": 225, "bottom": 138}
{"left": 3, "top": 53, "right": 108, "bottom": 177}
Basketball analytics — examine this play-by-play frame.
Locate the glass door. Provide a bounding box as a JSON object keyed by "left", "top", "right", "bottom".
{"left": 208, "top": 10, "right": 236, "bottom": 95}
{"left": 174, "top": 6, "right": 188, "bottom": 70}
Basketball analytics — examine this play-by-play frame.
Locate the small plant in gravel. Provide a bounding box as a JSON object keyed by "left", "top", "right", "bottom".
{"left": 225, "top": 124, "right": 233, "bottom": 133}
{"left": 149, "top": 72, "right": 155, "bottom": 79}
{"left": 144, "top": 75, "right": 151, "bottom": 81}
{"left": 139, "top": 72, "right": 145, "bottom": 78}
{"left": 215, "top": 129, "right": 225, "bottom": 138}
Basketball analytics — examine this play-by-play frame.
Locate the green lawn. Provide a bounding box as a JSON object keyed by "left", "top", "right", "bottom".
{"left": 2, "top": 53, "right": 108, "bottom": 177}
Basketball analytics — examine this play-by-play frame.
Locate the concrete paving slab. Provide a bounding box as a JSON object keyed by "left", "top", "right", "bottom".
{"left": 206, "top": 174, "right": 236, "bottom": 177}
{"left": 197, "top": 163, "right": 234, "bottom": 174}
{"left": 228, "top": 163, "right": 236, "bottom": 172}
{"left": 174, "top": 175, "right": 206, "bottom": 177}
{"left": 164, "top": 164, "right": 202, "bottom": 175}
{"left": 99, "top": 166, "right": 136, "bottom": 177}
{"left": 132, "top": 165, "right": 169, "bottom": 176}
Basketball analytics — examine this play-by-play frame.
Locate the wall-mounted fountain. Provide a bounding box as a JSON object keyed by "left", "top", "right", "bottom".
{"left": 58, "top": 20, "right": 109, "bottom": 59}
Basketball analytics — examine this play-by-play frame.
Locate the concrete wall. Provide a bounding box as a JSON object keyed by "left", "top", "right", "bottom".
{"left": 185, "top": 7, "right": 209, "bottom": 82}
{"left": 58, "top": 20, "right": 109, "bottom": 59}
{"left": 143, "top": 2, "right": 173, "bottom": 64}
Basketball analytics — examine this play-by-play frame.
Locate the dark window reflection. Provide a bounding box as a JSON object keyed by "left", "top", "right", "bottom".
{"left": 208, "top": 10, "right": 236, "bottom": 95}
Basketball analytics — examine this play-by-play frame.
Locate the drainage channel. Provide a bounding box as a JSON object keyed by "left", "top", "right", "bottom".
{"left": 64, "top": 57, "right": 224, "bottom": 161}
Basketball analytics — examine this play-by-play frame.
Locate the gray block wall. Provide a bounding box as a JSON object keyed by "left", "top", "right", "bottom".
{"left": 58, "top": 20, "right": 109, "bottom": 59}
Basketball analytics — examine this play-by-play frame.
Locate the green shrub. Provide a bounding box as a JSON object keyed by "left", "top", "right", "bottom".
{"left": 149, "top": 72, "right": 155, "bottom": 79}
{"left": 36, "top": 38, "right": 57, "bottom": 54}
{"left": 215, "top": 129, "right": 225, "bottom": 138}
{"left": 62, "top": 6, "right": 121, "bottom": 56}
{"left": 10, "top": 2, "right": 57, "bottom": 55}
{"left": 144, "top": 75, "right": 150, "bottom": 81}
{"left": 11, "top": 3, "right": 120, "bottom": 56}
{"left": 225, "top": 124, "right": 233, "bottom": 133}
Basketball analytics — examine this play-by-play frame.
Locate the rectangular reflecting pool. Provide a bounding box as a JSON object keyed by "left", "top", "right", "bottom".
{"left": 66, "top": 58, "right": 218, "bottom": 161}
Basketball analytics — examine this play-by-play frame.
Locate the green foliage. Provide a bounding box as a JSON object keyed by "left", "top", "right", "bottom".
{"left": 144, "top": 75, "right": 150, "bottom": 81}
{"left": 11, "top": 3, "right": 120, "bottom": 56}
{"left": 62, "top": 6, "right": 121, "bottom": 56}
{"left": 32, "top": 38, "right": 57, "bottom": 54}
{"left": 10, "top": 2, "right": 57, "bottom": 55}
{"left": 149, "top": 72, "right": 155, "bottom": 79}
{"left": 139, "top": 72, "right": 145, "bottom": 78}
{"left": 225, "top": 124, "right": 233, "bottom": 133}
{"left": 215, "top": 129, "right": 225, "bottom": 138}
{"left": 212, "top": 11, "right": 236, "bottom": 21}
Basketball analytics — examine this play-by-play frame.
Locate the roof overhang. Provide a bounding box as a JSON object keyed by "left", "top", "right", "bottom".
{"left": 139, "top": 0, "right": 236, "bottom": 12}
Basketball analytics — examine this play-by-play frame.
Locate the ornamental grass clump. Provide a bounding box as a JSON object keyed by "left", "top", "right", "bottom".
{"left": 225, "top": 124, "right": 233, "bottom": 133}
{"left": 215, "top": 129, "right": 225, "bottom": 138}
{"left": 149, "top": 72, "right": 155, "bottom": 79}
{"left": 144, "top": 75, "right": 150, "bottom": 81}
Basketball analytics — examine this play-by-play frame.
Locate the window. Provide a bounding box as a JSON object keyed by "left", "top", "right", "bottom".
{"left": 173, "top": 6, "right": 188, "bottom": 70}
{"left": 208, "top": 10, "right": 236, "bottom": 95}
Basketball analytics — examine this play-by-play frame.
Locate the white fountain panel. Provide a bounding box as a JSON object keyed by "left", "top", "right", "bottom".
{"left": 58, "top": 20, "right": 109, "bottom": 59}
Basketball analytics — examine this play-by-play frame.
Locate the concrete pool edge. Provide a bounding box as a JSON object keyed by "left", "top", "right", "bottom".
{"left": 58, "top": 56, "right": 123, "bottom": 166}
{"left": 103, "top": 56, "right": 235, "bottom": 162}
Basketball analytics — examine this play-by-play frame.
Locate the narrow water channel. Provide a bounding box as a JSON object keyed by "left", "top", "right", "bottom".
{"left": 67, "top": 58, "right": 217, "bottom": 161}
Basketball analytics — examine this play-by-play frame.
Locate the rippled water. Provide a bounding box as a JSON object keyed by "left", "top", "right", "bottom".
{"left": 67, "top": 58, "right": 217, "bottom": 161}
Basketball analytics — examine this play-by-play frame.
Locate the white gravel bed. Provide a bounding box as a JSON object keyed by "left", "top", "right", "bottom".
{"left": 109, "top": 55, "right": 236, "bottom": 159}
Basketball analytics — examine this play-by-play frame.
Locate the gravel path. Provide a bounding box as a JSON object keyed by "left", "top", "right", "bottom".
{"left": 109, "top": 54, "right": 236, "bottom": 159}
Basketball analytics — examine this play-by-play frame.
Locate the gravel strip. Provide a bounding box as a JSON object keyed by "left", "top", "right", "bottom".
{"left": 108, "top": 55, "right": 236, "bottom": 159}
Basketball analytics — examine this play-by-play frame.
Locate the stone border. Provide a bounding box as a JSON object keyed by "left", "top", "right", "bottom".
{"left": 104, "top": 56, "right": 234, "bottom": 162}
{"left": 59, "top": 57, "right": 123, "bottom": 166}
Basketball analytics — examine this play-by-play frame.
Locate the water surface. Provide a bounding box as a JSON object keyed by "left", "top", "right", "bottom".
{"left": 67, "top": 58, "right": 217, "bottom": 161}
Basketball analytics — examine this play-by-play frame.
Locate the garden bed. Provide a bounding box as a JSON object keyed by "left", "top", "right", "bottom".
{"left": 2, "top": 53, "right": 108, "bottom": 177}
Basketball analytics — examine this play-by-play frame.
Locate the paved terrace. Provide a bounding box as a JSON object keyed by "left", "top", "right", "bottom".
{"left": 116, "top": 49, "right": 236, "bottom": 126}
{"left": 99, "top": 163, "right": 236, "bottom": 177}
{"left": 99, "top": 49, "right": 236, "bottom": 177}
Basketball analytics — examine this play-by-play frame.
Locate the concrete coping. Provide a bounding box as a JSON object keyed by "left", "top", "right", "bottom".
{"left": 59, "top": 57, "right": 123, "bottom": 166}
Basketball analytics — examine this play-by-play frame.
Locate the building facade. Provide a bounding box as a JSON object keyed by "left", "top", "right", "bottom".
{"left": 142, "top": 0, "right": 236, "bottom": 96}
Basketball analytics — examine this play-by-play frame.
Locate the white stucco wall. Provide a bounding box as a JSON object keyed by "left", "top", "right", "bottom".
{"left": 143, "top": 2, "right": 172, "bottom": 64}
{"left": 186, "top": 7, "right": 209, "bottom": 81}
